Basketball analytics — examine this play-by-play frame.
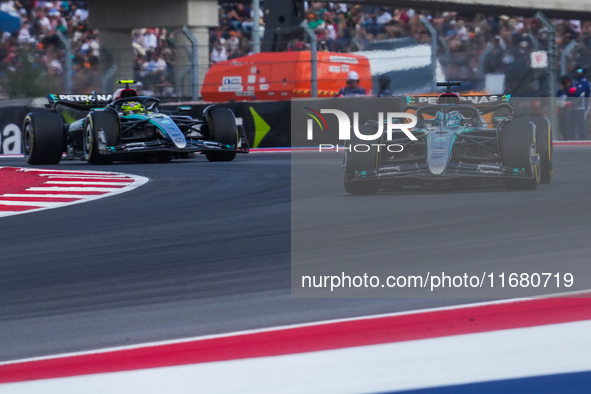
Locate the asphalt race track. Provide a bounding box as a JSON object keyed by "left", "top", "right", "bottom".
{"left": 1, "top": 146, "right": 590, "bottom": 361}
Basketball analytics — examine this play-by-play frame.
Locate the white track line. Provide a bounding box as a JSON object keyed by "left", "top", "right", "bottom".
{"left": 0, "top": 170, "right": 148, "bottom": 218}
{"left": 26, "top": 187, "right": 131, "bottom": 192}
{"left": 43, "top": 181, "right": 132, "bottom": 186}
{"left": 2, "top": 288, "right": 590, "bottom": 366}
{"left": 2, "top": 319, "right": 590, "bottom": 394}
{"left": 0, "top": 200, "right": 65, "bottom": 207}
{"left": 0, "top": 193, "right": 105, "bottom": 199}
{"left": 40, "top": 174, "right": 133, "bottom": 178}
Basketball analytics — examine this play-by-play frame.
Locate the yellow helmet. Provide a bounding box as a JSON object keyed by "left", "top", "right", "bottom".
{"left": 121, "top": 101, "right": 144, "bottom": 115}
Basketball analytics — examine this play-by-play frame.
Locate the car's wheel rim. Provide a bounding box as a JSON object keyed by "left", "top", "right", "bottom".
{"left": 24, "top": 123, "right": 32, "bottom": 157}
{"left": 84, "top": 124, "right": 92, "bottom": 158}
{"left": 530, "top": 144, "right": 540, "bottom": 183}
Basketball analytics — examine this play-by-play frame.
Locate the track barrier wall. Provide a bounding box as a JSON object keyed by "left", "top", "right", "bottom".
{"left": 171, "top": 100, "right": 291, "bottom": 148}
{"left": 0, "top": 99, "right": 293, "bottom": 153}
{"left": 0, "top": 96, "right": 586, "bottom": 154}
{"left": 0, "top": 100, "right": 35, "bottom": 155}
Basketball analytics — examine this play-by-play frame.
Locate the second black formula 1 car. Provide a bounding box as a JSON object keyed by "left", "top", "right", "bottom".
{"left": 344, "top": 82, "right": 553, "bottom": 194}
{"left": 22, "top": 80, "right": 249, "bottom": 165}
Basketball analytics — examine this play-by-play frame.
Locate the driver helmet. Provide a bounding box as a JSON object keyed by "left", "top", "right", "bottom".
{"left": 446, "top": 110, "right": 462, "bottom": 126}
{"left": 121, "top": 101, "right": 144, "bottom": 115}
{"left": 434, "top": 92, "right": 462, "bottom": 127}
{"left": 434, "top": 110, "right": 461, "bottom": 127}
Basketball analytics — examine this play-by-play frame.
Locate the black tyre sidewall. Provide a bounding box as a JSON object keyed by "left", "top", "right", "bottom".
{"left": 22, "top": 112, "right": 64, "bottom": 165}
{"left": 84, "top": 111, "right": 119, "bottom": 165}
{"left": 516, "top": 117, "right": 552, "bottom": 184}
{"left": 206, "top": 107, "right": 237, "bottom": 162}
{"left": 501, "top": 120, "right": 539, "bottom": 190}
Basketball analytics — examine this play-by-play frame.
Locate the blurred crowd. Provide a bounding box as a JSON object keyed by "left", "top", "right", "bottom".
{"left": 209, "top": 2, "right": 263, "bottom": 63}
{"left": 292, "top": 3, "right": 591, "bottom": 95}
{"left": 1, "top": 1, "right": 591, "bottom": 101}
{"left": 0, "top": 0, "right": 178, "bottom": 98}
{"left": 131, "top": 27, "right": 176, "bottom": 98}
{"left": 0, "top": 1, "right": 97, "bottom": 98}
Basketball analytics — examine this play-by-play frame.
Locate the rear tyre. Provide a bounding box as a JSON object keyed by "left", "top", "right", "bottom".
{"left": 501, "top": 120, "right": 540, "bottom": 190}
{"left": 344, "top": 123, "right": 379, "bottom": 195}
{"left": 22, "top": 112, "right": 64, "bottom": 165}
{"left": 83, "top": 111, "right": 119, "bottom": 165}
{"left": 205, "top": 107, "right": 238, "bottom": 162}
{"left": 516, "top": 117, "right": 552, "bottom": 184}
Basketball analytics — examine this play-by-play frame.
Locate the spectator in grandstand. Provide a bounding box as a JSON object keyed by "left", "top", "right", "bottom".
{"left": 140, "top": 50, "right": 167, "bottom": 87}
{"left": 46, "top": 49, "right": 64, "bottom": 75}
{"left": 336, "top": 71, "right": 367, "bottom": 97}
{"left": 72, "top": 53, "right": 87, "bottom": 93}
{"left": 335, "top": 11, "right": 354, "bottom": 52}
{"left": 17, "top": 21, "right": 35, "bottom": 44}
{"left": 210, "top": 40, "right": 228, "bottom": 64}
{"left": 287, "top": 37, "right": 306, "bottom": 51}
{"left": 320, "top": 11, "right": 337, "bottom": 49}
{"left": 158, "top": 35, "right": 175, "bottom": 70}
{"left": 307, "top": 13, "right": 324, "bottom": 30}
{"left": 85, "top": 55, "right": 101, "bottom": 92}
{"left": 226, "top": 30, "right": 240, "bottom": 55}
{"left": 557, "top": 75, "right": 575, "bottom": 140}
{"left": 143, "top": 28, "right": 158, "bottom": 50}
{"left": 47, "top": 7, "right": 66, "bottom": 33}
{"left": 132, "top": 31, "right": 146, "bottom": 53}
{"left": 308, "top": 2, "right": 328, "bottom": 19}
{"left": 377, "top": 75, "right": 392, "bottom": 97}
{"left": 242, "top": 3, "right": 264, "bottom": 35}
{"left": 376, "top": 7, "right": 393, "bottom": 28}
{"left": 72, "top": 3, "right": 89, "bottom": 24}
{"left": 0, "top": 1, "right": 21, "bottom": 13}
{"left": 571, "top": 64, "right": 590, "bottom": 140}
{"left": 72, "top": 23, "right": 86, "bottom": 42}
{"left": 155, "top": 73, "right": 176, "bottom": 98}
{"left": 215, "top": 9, "right": 234, "bottom": 39}
{"left": 134, "top": 81, "right": 155, "bottom": 97}
{"left": 361, "top": 6, "right": 378, "bottom": 34}
{"left": 228, "top": 3, "right": 249, "bottom": 32}
{"left": 394, "top": 8, "right": 411, "bottom": 28}
{"left": 581, "top": 21, "right": 591, "bottom": 46}
{"left": 348, "top": 5, "right": 364, "bottom": 27}
{"left": 80, "top": 34, "right": 100, "bottom": 57}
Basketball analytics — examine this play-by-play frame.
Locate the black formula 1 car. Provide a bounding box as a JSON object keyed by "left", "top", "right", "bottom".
{"left": 22, "top": 80, "right": 249, "bottom": 165}
{"left": 344, "top": 82, "right": 553, "bottom": 194}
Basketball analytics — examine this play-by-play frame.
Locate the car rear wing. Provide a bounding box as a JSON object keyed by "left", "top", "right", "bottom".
{"left": 47, "top": 93, "right": 114, "bottom": 112}
{"left": 406, "top": 94, "right": 511, "bottom": 107}
{"left": 47, "top": 93, "right": 113, "bottom": 106}
{"left": 48, "top": 93, "right": 113, "bottom": 104}
{"left": 403, "top": 95, "right": 514, "bottom": 129}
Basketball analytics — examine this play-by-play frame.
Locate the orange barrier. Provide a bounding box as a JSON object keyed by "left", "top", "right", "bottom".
{"left": 202, "top": 51, "right": 371, "bottom": 102}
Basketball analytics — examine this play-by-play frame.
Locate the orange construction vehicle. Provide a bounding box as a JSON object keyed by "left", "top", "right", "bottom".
{"left": 201, "top": 51, "right": 371, "bottom": 102}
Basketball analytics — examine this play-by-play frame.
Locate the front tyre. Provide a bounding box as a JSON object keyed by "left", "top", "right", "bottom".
{"left": 204, "top": 107, "right": 238, "bottom": 162}
{"left": 22, "top": 112, "right": 64, "bottom": 165}
{"left": 83, "top": 111, "right": 119, "bottom": 165}
{"left": 516, "top": 117, "right": 552, "bottom": 184}
{"left": 501, "top": 120, "right": 540, "bottom": 190}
